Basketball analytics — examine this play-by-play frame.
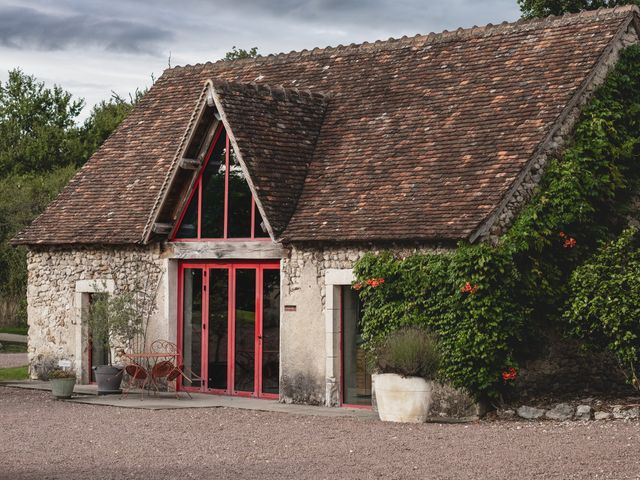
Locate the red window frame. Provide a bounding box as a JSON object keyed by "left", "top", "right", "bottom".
{"left": 176, "top": 260, "right": 280, "bottom": 399}
{"left": 171, "top": 124, "right": 269, "bottom": 242}
{"left": 340, "top": 286, "right": 373, "bottom": 410}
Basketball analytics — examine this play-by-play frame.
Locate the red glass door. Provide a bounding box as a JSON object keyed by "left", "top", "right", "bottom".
{"left": 178, "top": 261, "right": 280, "bottom": 398}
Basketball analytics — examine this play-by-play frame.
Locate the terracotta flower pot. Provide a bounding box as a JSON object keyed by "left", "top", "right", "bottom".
{"left": 373, "top": 373, "right": 433, "bottom": 423}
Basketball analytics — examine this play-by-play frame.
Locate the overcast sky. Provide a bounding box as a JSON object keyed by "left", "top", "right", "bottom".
{"left": 0, "top": 0, "right": 521, "bottom": 120}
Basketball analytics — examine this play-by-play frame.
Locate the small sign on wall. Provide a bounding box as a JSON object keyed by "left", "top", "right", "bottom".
{"left": 284, "top": 305, "right": 297, "bottom": 312}
{"left": 58, "top": 359, "right": 72, "bottom": 369}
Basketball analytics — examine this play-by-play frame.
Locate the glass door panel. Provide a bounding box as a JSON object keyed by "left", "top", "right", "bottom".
{"left": 88, "top": 293, "right": 109, "bottom": 383}
{"left": 342, "top": 287, "right": 371, "bottom": 406}
{"left": 261, "top": 269, "right": 280, "bottom": 395}
{"left": 234, "top": 268, "right": 256, "bottom": 393}
{"left": 207, "top": 268, "right": 229, "bottom": 391}
{"left": 179, "top": 262, "right": 279, "bottom": 397}
{"left": 182, "top": 268, "right": 203, "bottom": 388}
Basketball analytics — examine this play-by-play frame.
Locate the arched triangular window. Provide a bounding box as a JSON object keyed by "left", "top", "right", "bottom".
{"left": 173, "top": 125, "right": 269, "bottom": 240}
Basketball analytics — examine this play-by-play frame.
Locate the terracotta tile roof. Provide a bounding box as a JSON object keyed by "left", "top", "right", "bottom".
{"left": 210, "top": 81, "right": 329, "bottom": 235}
{"left": 13, "top": 6, "right": 639, "bottom": 245}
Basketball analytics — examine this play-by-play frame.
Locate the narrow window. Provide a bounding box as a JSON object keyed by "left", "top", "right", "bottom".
{"left": 227, "top": 146, "right": 252, "bottom": 238}
{"left": 200, "top": 130, "right": 227, "bottom": 238}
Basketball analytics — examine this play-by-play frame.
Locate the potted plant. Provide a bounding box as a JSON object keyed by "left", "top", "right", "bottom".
{"left": 49, "top": 368, "right": 77, "bottom": 399}
{"left": 87, "top": 291, "right": 141, "bottom": 395}
{"left": 371, "top": 327, "right": 440, "bottom": 423}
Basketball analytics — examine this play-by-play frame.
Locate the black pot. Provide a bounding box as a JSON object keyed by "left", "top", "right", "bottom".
{"left": 93, "top": 365, "right": 124, "bottom": 395}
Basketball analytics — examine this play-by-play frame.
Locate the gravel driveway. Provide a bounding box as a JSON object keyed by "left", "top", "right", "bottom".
{"left": 0, "top": 353, "right": 28, "bottom": 368}
{"left": 1, "top": 387, "right": 639, "bottom": 480}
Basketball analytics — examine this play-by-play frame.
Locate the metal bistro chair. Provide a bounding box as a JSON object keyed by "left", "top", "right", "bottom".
{"left": 150, "top": 340, "right": 201, "bottom": 399}
{"left": 122, "top": 362, "right": 150, "bottom": 400}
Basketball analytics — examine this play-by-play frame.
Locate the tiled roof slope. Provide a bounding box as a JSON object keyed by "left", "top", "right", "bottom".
{"left": 13, "top": 6, "right": 639, "bottom": 245}
{"left": 13, "top": 72, "right": 205, "bottom": 245}
{"left": 210, "top": 81, "right": 329, "bottom": 235}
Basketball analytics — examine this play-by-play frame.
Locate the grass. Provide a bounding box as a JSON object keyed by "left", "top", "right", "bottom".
{"left": 0, "top": 325, "right": 28, "bottom": 336}
{"left": 0, "top": 341, "right": 27, "bottom": 353}
{"left": 0, "top": 366, "right": 28, "bottom": 381}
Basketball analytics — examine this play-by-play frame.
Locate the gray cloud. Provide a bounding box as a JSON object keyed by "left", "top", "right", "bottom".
{"left": 0, "top": 5, "right": 173, "bottom": 54}
{"left": 197, "top": 0, "right": 520, "bottom": 31}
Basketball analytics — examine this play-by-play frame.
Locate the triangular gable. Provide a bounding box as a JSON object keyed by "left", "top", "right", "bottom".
{"left": 149, "top": 80, "right": 328, "bottom": 241}
{"left": 209, "top": 80, "right": 329, "bottom": 237}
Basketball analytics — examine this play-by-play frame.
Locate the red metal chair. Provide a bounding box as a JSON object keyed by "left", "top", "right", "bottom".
{"left": 149, "top": 360, "right": 173, "bottom": 395}
{"left": 150, "top": 340, "right": 201, "bottom": 398}
{"left": 166, "top": 363, "right": 194, "bottom": 399}
{"left": 122, "top": 363, "right": 150, "bottom": 400}
{"left": 151, "top": 360, "right": 174, "bottom": 378}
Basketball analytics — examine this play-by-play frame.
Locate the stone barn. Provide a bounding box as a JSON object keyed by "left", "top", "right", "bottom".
{"left": 13, "top": 6, "right": 640, "bottom": 406}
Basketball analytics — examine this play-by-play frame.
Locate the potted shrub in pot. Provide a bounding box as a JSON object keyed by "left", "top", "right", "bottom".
{"left": 87, "top": 291, "right": 140, "bottom": 395}
{"left": 49, "top": 368, "right": 77, "bottom": 399}
{"left": 371, "top": 327, "right": 440, "bottom": 423}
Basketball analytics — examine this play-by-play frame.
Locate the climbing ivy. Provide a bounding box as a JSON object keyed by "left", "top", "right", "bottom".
{"left": 354, "top": 45, "right": 640, "bottom": 400}
{"left": 565, "top": 227, "right": 640, "bottom": 390}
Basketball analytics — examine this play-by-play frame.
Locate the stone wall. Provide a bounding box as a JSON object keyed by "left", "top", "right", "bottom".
{"left": 515, "top": 330, "right": 634, "bottom": 400}
{"left": 279, "top": 242, "right": 635, "bottom": 408}
{"left": 26, "top": 245, "right": 166, "bottom": 380}
{"left": 26, "top": 239, "right": 633, "bottom": 406}
{"left": 282, "top": 242, "right": 448, "bottom": 309}
{"left": 279, "top": 242, "right": 447, "bottom": 405}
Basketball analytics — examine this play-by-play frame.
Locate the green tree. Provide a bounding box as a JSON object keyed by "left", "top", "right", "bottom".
{"left": 0, "top": 166, "right": 77, "bottom": 322}
{"left": 0, "top": 69, "right": 84, "bottom": 175}
{"left": 224, "top": 46, "right": 259, "bottom": 61}
{"left": 518, "top": 0, "right": 639, "bottom": 18}
{"left": 0, "top": 70, "right": 145, "bottom": 325}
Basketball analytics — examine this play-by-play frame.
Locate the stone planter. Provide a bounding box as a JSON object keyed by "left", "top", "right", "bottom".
{"left": 373, "top": 373, "right": 434, "bottom": 423}
{"left": 50, "top": 377, "right": 76, "bottom": 399}
{"left": 93, "top": 365, "right": 124, "bottom": 395}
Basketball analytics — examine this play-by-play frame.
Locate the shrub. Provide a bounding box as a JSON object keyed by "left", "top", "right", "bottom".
{"left": 48, "top": 368, "right": 76, "bottom": 379}
{"left": 371, "top": 327, "right": 440, "bottom": 379}
{"left": 356, "top": 247, "right": 524, "bottom": 398}
{"left": 565, "top": 227, "right": 640, "bottom": 390}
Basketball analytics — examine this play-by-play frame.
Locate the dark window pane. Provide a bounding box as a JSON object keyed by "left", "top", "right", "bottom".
{"left": 342, "top": 287, "right": 371, "bottom": 406}
{"left": 228, "top": 147, "right": 252, "bottom": 238}
{"left": 208, "top": 268, "right": 229, "bottom": 390}
{"left": 201, "top": 130, "right": 227, "bottom": 238}
{"left": 254, "top": 202, "right": 270, "bottom": 238}
{"left": 89, "top": 293, "right": 110, "bottom": 381}
{"left": 182, "top": 269, "right": 203, "bottom": 388}
{"left": 175, "top": 189, "right": 199, "bottom": 239}
{"left": 261, "top": 269, "right": 280, "bottom": 394}
{"left": 234, "top": 269, "right": 256, "bottom": 392}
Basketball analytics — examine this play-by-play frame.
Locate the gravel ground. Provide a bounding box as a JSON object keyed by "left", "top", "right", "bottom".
{"left": 1, "top": 387, "right": 640, "bottom": 480}
{"left": 0, "top": 353, "right": 28, "bottom": 368}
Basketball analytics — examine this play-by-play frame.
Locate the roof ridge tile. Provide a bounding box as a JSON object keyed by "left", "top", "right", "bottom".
{"left": 165, "top": 5, "right": 637, "bottom": 76}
